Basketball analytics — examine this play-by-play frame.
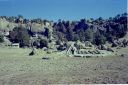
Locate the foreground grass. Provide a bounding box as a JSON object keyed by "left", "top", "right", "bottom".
{"left": 0, "top": 47, "right": 128, "bottom": 84}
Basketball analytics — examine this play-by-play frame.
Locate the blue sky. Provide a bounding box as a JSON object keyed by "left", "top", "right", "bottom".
{"left": 0, "top": 0, "right": 127, "bottom": 21}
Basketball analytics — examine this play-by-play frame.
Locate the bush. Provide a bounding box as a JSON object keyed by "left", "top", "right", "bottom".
{"left": 111, "top": 42, "right": 118, "bottom": 47}
{"left": 94, "top": 31, "right": 106, "bottom": 45}
{"left": 9, "top": 27, "right": 30, "bottom": 47}
{"left": 0, "top": 34, "right": 4, "bottom": 43}
{"left": 39, "top": 39, "right": 48, "bottom": 48}
{"left": 57, "top": 45, "right": 66, "bottom": 51}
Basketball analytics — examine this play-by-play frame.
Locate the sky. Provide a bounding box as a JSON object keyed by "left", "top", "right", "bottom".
{"left": 0, "top": 0, "right": 127, "bottom": 21}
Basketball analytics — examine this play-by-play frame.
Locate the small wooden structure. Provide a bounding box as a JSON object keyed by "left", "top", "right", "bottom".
{"left": 11, "top": 43, "right": 20, "bottom": 48}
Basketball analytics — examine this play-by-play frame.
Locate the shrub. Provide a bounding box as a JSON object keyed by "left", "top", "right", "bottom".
{"left": 9, "top": 27, "right": 30, "bottom": 47}
{"left": 39, "top": 39, "right": 48, "bottom": 48}
{"left": 0, "top": 33, "right": 4, "bottom": 43}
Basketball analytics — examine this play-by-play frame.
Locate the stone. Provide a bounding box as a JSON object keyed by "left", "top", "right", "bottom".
{"left": 107, "top": 47, "right": 114, "bottom": 52}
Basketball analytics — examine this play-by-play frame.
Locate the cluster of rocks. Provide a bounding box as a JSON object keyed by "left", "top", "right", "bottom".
{"left": 98, "top": 45, "right": 114, "bottom": 52}
{"left": 112, "top": 39, "right": 128, "bottom": 48}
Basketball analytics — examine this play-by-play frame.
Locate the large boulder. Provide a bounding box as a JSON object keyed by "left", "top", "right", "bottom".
{"left": 42, "top": 47, "right": 48, "bottom": 51}
{"left": 122, "top": 39, "right": 128, "bottom": 47}
{"left": 98, "top": 45, "right": 108, "bottom": 50}
{"left": 29, "top": 50, "right": 35, "bottom": 56}
{"left": 101, "top": 45, "right": 108, "bottom": 50}
{"left": 97, "top": 45, "right": 102, "bottom": 50}
{"left": 107, "top": 47, "right": 114, "bottom": 52}
{"left": 85, "top": 41, "right": 93, "bottom": 47}
{"left": 111, "top": 42, "right": 118, "bottom": 47}
{"left": 29, "top": 48, "right": 36, "bottom": 56}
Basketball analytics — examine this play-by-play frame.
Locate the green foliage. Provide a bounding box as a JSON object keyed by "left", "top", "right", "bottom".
{"left": 94, "top": 30, "right": 106, "bottom": 45}
{"left": 0, "top": 13, "right": 127, "bottom": 46}
{"left": 74, "top": 34, "right": 80, "bottom": 41}
{"left": 0, "top": 33, "right": 4, "bottom": 43}
{"left": 40, "top": 38, "right": 48, "bottom": 48}
{"left": 53, "top": 13, "right": 127, "bottom": 45}
{"left": 66, "top": 28, "right": 74, "bottom": 41}
{"left": 9, "top": 27, "right": 30, "bottom": 47}
{"left": 84, "top": 28, "right": 94, "bottom": 42}
{"left": 31, "top": 18, "right": 43, "bottom": 23}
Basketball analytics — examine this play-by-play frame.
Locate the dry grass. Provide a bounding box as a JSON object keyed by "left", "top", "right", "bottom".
{"left": 0, "top": 47, "right": 128, "bottom": 84}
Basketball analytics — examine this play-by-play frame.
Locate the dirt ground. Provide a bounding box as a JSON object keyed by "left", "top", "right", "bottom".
{"left": 0, "top": 47, "right": 128, "bottom": 85}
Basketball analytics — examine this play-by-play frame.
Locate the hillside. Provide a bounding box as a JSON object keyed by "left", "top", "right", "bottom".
{"left": 0, "top": 13, "right": 127, "bottom": 51}
{"left": 0, "top": 16, "right": 52, "bottom": 32}
{"left": 0, "top": 13, "right": 128, "bottom": 84}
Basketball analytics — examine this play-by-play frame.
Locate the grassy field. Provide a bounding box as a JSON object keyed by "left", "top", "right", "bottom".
{"left": 0, "top": 47, "right": 128, "bottom": 85}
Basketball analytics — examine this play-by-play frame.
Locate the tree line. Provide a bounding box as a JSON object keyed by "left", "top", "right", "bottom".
{"left": 53, "top": 13, "right": 127, "bottom": 45}
{"left": 0, "top": 13, "right": 127, "bottom": 48}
